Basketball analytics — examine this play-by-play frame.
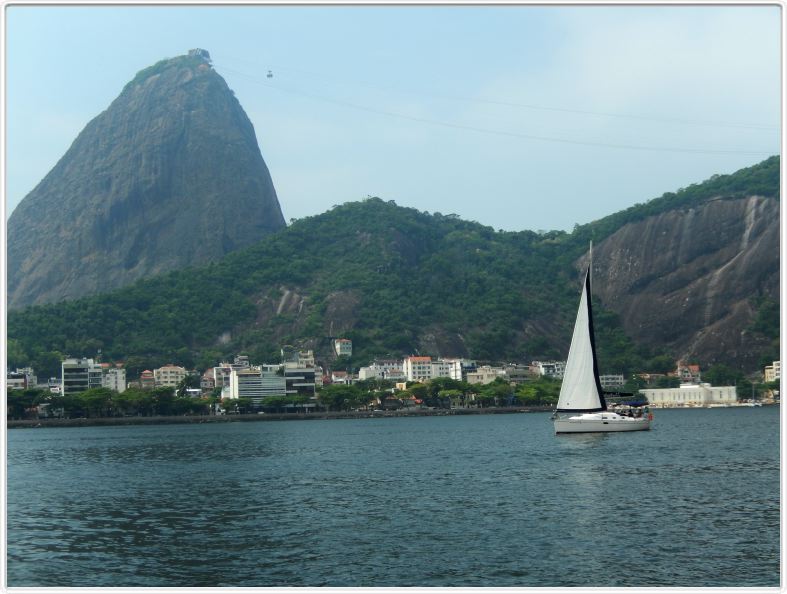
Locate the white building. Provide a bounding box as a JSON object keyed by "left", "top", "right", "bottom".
{"left": 764, "top": 361, "right": 781, "bottom": 383}
{"left": 430, "top": 360, "right": 453, "bottom": 380}
{"left": 61, "top": 358, "right": 104, "bottom": 396}
{"left": 229, "top": 365, "right": 285, "bottom": 406}
{"left": 440, "top": 358, "right": 476, "bottom": 381}
{"left": 260, "top": 364, "right": 287, "bottom": 399}
{"left": 334, "top": 339, "right": 353, "bottom": 357}
{"left": 640, "top": 383, "right": 737, "bottom": 408}
{"left": 359, "top": 360, "right": 406, "bottom": 381}
{"left": 532, "top": 361, "right": 566, "bottom": 379}
{"left": 330, "top": 370, "right": 351, "bottom": 385}
{"left": 403, "top": 356, "right": 433, "bottom": 382}
{"left": 154, "top": 364, "right": 187, "bottom": 388}
{"left": 102, "top": 367, "right": 127, "bottom": 393}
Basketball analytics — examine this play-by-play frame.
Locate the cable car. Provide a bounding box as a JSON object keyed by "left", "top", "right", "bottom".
{"left": 267, "top": 70, "right": 273, "bottom": 79}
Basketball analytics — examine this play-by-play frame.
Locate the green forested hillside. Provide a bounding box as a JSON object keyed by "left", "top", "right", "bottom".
{"left": 7, "top": 157, "right": 779, "bottom": 378}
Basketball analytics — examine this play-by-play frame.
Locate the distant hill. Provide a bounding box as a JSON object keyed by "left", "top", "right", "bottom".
{"left": 7, "top": 49, "right": 285, "bottom": 309}
{"left": 7, "top": 157, "right": 779, "bottom": 379}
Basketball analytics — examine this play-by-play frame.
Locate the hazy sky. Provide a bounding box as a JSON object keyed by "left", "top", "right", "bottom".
{"left": 5, "top": 4, "right": 782, "bottom": 232}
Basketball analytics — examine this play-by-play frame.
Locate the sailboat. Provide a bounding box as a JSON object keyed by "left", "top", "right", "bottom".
{"left": 553, "top": 247, "right": 651, "bottom": 434}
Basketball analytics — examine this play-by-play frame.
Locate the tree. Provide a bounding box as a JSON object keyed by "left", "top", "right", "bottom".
{"left": 6, "top": 388, "right": 47, "bottom": 420}
{"left": 78, "top": 387, "right": 114, "bottom": 418}
{"left": 318, "top": 384, "right": 362, "bottom": 411}
{"left": 647, "top": 354, "right": 677, "bottom": 374}
{"left": 703, "top": 364, "right": 744, "bottom": 387}
{"left": 652, "top": 376, "right": 680, "bottom": 389}
{"left": 438, "top": 389, "right": 464, "bottom": 408}
{"left": 176, "top": 374, "right": 201, "bottom": 398}
{"left": 151, "top": 387, "right": 176, "bottom": 416}
{"left": 222, "top": 397, "right": 252, "bottom": 414}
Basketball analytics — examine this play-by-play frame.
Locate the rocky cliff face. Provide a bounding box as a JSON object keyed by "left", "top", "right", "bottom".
{"left": 8, "top": 50, "right": 286, "bottom": 309}
{"left": 590, "top": 195, "right": 779, "bottom": 369}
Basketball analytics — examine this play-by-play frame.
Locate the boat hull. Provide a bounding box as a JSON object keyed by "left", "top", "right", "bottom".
{"left": 554, "top": 412, "right": 650, "bottom": 434}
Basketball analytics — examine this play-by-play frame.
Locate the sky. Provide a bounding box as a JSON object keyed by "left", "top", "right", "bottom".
{"left": 4, "top": 4, "right": 782, "bottom": 232}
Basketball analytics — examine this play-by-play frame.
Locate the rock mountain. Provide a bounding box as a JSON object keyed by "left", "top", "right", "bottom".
{"left": 591, "top": 194, "right": 778, "bottom": 371}
{"left": 7, "top": 49, "right": 286, "bottom": 309}
{"left": 7, "top": 157, "right": 779, "bottom": 378}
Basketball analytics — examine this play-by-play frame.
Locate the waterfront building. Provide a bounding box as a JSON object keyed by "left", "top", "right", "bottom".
{"left": 200, "top": 372, "right": 215, "bottom": 393}
{"left": 61, "top": 358, "right": 104, "bottom": 396}
{"left": 283, "top": 363, "right": 317, "bottom": 396}
{"left": 599, "top": 374, "right": 625, "bottom": 389}
{"left": 6, "top": 372, "right": 27, "bottom": 391}
{"left": 334, "top": 339, "right": 353, "bottom": 357}
{"left": 764, "top": 361, "right": 781, "bottom": 383}
{"left": 230, "top": 366, "right": 268, "bottom": 405}
{"left": 139, "top": 370, "right": 156, "bottom": 390}
{"left": 7, "top": 367, "right": 37, "bottom": 390}
{"left": 435, "top": 358, "right": 475, "bottom": 381}
{"left": 260, "top": 365, "right": 287, "bottom": 399}
{"left": 640, "top": 383, "right": 737, "bottom": 407}
{"left": 430, "top": 360, "right": 453, "bottom": 380}
{"left": 403, "top": 356, "right": 433, "bottom": 382}
{"left": 102, "top": 366, "right": 127, "bottom": 393}
{"left": 154, "top": 364, "right": 187, "bottom": 388}
{"left": 359, "top": 359, "right": 406, "bottom": 381}
{"left": 448, "top": 359, "right": 477, "bottom": 381}
{"left": 531, "top": 361, "right": 566, "bottom": 379}
{"left": 503, "top": 364, "right": 534, "bottom": 385}
{"left": 212, "top": 365, "right": 233, "bottom": 394}
{"left": 466, "top": 365, "right": 506, "bottom": 385}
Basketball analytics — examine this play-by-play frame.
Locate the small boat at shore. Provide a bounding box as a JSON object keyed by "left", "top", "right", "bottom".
{"left": 552, "top": 245, "right": 651, "bottom": 434}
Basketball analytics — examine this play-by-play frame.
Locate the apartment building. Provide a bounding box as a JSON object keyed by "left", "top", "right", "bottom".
{"left": 403, "top": 356, "right": 434, "bottom": 382}
{"left": 765, "top": 361, "right": 781, "bottom": 383}
{"left": 61, "top": 358, "right": 104, "bottom": 396}
{"left": 154, "top": 364, "right": 187, "bottom": 388}
{"left": 102, "top": 366, "right": 127, "bottom": 393}
{"left": 334, "top": 339, "right": 353, "bottom": 357}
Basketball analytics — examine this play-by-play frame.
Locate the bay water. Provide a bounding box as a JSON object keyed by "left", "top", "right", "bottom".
{"left": 7, "top": 407, "right": 780, "bottom": 587}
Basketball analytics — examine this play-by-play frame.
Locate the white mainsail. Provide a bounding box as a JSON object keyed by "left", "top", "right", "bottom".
{"left": 555, "top": 268, "right": 606, "bottom": 412}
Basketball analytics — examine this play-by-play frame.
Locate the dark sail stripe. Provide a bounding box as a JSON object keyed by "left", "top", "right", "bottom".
{"left": 584, "top": 267, "right": 607, "bottom": 411}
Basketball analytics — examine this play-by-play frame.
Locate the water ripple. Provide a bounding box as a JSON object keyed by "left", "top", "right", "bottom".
{"left": 7, "top": 408, "right": 779, "bottom": 587}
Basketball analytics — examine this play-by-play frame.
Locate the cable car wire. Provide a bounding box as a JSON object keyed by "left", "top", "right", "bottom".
{"left": 215, "top": 62, "right": 776, "bottom": 156}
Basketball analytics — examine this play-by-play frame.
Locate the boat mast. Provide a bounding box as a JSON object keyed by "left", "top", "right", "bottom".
{"left": 589, "top": 240, "right": 593, "bottom": 288}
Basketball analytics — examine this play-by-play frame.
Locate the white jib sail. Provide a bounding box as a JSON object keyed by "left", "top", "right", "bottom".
{"left": 556, "top": 270, "right": 604, "bottom": 411}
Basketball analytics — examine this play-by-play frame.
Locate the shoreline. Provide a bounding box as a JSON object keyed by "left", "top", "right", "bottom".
{"left": 7, "top": 405, "right": 554, "bottom": 429}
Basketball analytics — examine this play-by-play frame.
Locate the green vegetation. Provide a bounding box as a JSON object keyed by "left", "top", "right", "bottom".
{"left": 7, "top": 157, "right": 779, "bottom": 378}
{"left": 569, "top": 155, "right": 780, "bottom": 249}
{"left": 6, "top": 386, "right": 218, "bottom": 421}
{"left": 311, "top": 375, "right": 559, "bottom": 412}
